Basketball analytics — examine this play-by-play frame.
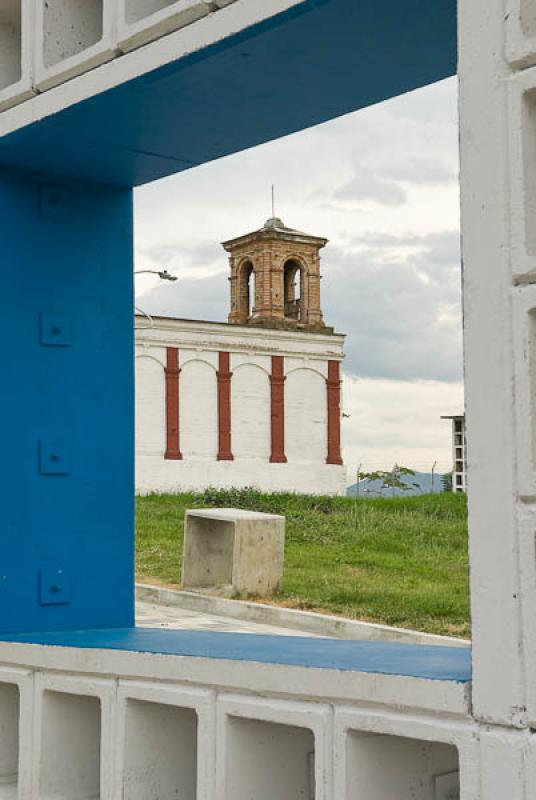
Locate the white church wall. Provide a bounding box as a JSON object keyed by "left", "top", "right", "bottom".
{"left": 231, "top": 363, "right": 271, "bottom": 462}
{"left": 180, "top": 359, "right": 218, "bottom": 460}
{"left": 285, "top": 366, "right": 328, "bottom": 465}
{"left": 135, "top": 353, "right": 166, "bottom": 456}
{"left": 136, "top": 454, "right": 346, "bottom": 495}
{"left": 135, "top": 319, "right": 346, "bottom": 495}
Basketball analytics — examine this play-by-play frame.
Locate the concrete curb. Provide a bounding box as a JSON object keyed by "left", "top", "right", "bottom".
{"left": 135, "top": 583, "right": 470, "bottom": 649}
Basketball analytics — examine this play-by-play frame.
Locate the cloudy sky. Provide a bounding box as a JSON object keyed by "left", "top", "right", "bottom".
{"left": 134, "top": 76, "right": 463, "bottom": 476}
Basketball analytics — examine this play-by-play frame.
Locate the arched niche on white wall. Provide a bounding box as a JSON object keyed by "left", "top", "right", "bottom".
{"left": 135, "top": 355, "right": 165, "bottom": 454}
{"left": 231, "top": 363, "right": 271, "bottom": 461}
{"left": 285, "top": 368, "right": 327, "bottom": 463}
{"left": 180, "top": 359, "right": 218, "bottom": 459}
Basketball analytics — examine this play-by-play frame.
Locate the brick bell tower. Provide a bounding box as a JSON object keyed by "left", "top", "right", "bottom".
{"left": 223, "top": 217, "right": 333, "bottom": 333}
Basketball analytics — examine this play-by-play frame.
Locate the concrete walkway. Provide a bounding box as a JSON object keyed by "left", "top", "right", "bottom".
{"left": 136, "top": 600, "right": 321, "bottom": 637}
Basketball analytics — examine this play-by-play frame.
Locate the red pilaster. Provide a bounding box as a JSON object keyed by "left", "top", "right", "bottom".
{"left": 165, "top": 347, "right": 182, "bottom": 460}
{"left": 217, "top": 351, "right": 234, "bottom": 461}
{"left": 270, "top": 355, "right": 287, "bottom": 463}
{"left": 327, "top": 360, "right": 343, "bottom": 465}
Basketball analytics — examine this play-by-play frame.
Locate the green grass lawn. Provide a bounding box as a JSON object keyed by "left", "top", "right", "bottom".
{"left": 136, "top": 489, "right": 470, "bottom": 638}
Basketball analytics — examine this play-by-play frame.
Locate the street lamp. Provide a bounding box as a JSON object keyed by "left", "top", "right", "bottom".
{"left": 135, "top": 269, "right": 178, "bottom": 281}
{"left": 134, "top": 268, "right": 178, "bottom": 329}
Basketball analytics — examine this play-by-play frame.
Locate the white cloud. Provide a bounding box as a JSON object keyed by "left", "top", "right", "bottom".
{"left": 342, "top": 376, "right": 464, "bottom": 474}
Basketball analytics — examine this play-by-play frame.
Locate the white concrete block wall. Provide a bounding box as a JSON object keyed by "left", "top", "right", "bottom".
{"left": 0, "top": 646, "right": 478, "bottom": 800}
{"left": 460, "top": 0, "right": 536, "bottom": 748}
{"left": 481, "top": 22, "right": 536, "bottom": 731}
{"left": 134, "top": 319, "right": 347, "bottom": 495}
{"left": 0, "top": 1, "right": 315, "bottom": 139}
{"left": 460, "top": 0, "right": 524, "bottom": 727}
{"left": 0, "top": 0, "right": 250, "bottom": 114}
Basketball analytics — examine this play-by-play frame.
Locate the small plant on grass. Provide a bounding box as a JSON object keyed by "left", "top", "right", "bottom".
{"left": 358, "top": 465, "right": 417, "bottom": 497}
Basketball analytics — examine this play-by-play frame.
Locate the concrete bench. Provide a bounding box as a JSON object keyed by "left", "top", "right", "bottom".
{"left": 182, "top": 508, "right": 285, "bottom": 597}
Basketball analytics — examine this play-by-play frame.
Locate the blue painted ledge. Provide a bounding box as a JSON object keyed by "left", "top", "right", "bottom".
{"left": 0, "top": 628, "right": 472, "bottom": 683}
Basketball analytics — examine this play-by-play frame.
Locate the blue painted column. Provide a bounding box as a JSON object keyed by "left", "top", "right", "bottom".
{"left": 0, "top": 169, "right": 134, "bottom": 633}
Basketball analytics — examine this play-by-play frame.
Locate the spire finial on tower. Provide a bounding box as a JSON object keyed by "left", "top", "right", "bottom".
{"left": 271, "top": 184, "right": 275, "bottom": 218}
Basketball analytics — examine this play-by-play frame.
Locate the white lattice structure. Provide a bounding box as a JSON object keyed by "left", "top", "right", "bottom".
{"left": 442, "top": 415, "right": 467, "bottom": 493}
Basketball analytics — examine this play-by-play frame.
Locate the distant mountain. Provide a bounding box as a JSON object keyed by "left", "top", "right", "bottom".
{"left": 347, "top": 471, "right": 447, "bottom": 497}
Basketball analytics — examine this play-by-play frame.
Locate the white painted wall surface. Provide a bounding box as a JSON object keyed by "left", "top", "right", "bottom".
{"left": 135, "top": 354, "right": 166, "bottom": 456}
{"left": 180, "top": 358, "right": 218, "bottom": 460}
{"left": 135, "top": 318, "right": 346, "bottom": 495}
{"left": 231, "top": 363, "right": 271, "bottom": 462}
{"left": 285, "top": 366, "right": 328, "bottom": 464}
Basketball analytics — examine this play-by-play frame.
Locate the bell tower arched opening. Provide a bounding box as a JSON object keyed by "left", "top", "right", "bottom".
{"left": 240, "top": 259, "right": 254, "bottom": 321}
{"left": 283, "top": 259, "right": 303, "bottom": 321}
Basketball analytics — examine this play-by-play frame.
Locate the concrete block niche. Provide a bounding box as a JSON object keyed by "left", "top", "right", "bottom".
{"left": 342, "top": 731, "right": 460, "bottom": 800}
{"left": 122, "top": 699, "right": 198, "bottom": 799}
{"left": 35, "top": 0, "right": 115, "bottom": 91}
{"left": 512, "top": 288, "right": 536, "bottom": 497}
{"left": 217, "top": 696, "right": 331, "bottom": 800}
{"left": 225, "top": 717, "right": 316, "bottom": 800}
{"left": 0, "top": 671, "right": 32, "bottom": 800}
{"left": 520, "top": 87, "right": 536, "bottom": 261}
{"left": 0, "top": 684, "right": 20, "bottom": 800}
{"left": 0, "top": 1, "right": 32, "bottom": 112}
{"left": 115, "top": 682, "right": 215, "bottom": 799}
{"left": 506, "top": 0, "right": 536, "bottom": 66}
{"left": 39, "top": 692, "right": 102, "bottom": 799}
{"left": 118, "top": 0, "right": 236, "bottom": 52}
{"left": 506, "top": 73, "right": 536, "bottom": 279}
{"left": 34, "top": 675, "right": 115, "bottom": 800}
{"left": 522, "top": 0, "right": 536, "bottom": 35}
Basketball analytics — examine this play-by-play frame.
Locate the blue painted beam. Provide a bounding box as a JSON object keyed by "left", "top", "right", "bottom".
{"left": 0, "top": 0, "right": 456, "bottom": 187}
{"left": 0, "top": 170, "right": 135, "bottom": 633}
{"left": 0, "top": 628, "right": 472, "bottom": 682}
